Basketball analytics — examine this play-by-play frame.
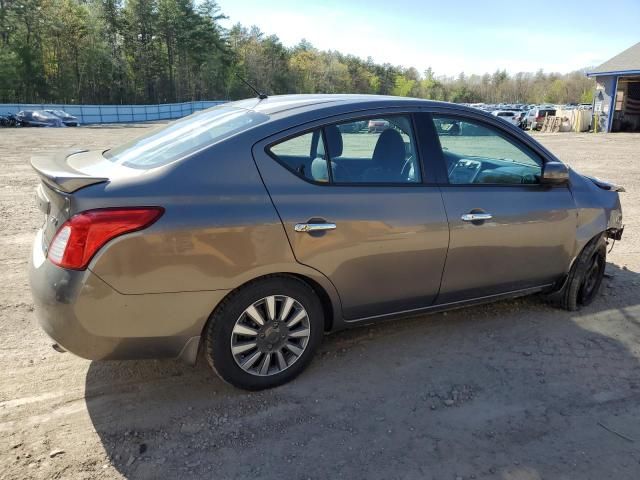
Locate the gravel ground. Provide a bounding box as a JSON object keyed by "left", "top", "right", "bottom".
{"left": 1, "top": 127, "right": 639, "bottom": 480}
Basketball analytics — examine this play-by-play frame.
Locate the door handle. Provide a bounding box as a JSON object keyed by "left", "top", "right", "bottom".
{"left": 461, "top": 213, "right": 493, "bottom": 222}
{"left": 294, "top": 222, "right": 337, "bottom": 233}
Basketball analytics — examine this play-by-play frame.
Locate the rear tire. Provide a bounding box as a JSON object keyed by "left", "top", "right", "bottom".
{"left": 558, "top": 234, "right": 607, "bottom": 311}
{"left": 203, "top": 276, "right": 324, "bottom": 390}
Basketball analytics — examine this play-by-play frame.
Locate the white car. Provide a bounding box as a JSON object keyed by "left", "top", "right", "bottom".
{"left": 491, "top": 110, "right": 520, "bottom": 127}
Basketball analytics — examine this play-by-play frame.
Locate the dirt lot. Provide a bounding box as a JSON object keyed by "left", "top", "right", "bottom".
{"left": 1, "top": 127, "right": 639, "bottom": 480}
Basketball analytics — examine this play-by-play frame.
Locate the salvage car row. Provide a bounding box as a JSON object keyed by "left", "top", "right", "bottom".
{"left": 468, "top": 103, "right": 593, "bottom": 131}
{"left": 0, "top": 110, "right": 79, "bottom": 127}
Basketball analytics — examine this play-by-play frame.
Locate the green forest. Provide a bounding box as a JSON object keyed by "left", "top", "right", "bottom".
{"left": 0, "top": 0, "right": 595, "bottom": 105}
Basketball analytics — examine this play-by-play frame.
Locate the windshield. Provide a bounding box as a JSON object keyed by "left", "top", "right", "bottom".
{"left": 104, "top": 105, "right": 268, "bottom": 169}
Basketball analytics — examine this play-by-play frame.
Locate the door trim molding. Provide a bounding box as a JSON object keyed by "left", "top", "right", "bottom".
{"left": 343, "top": 283, "right": 554, "bottom": 325}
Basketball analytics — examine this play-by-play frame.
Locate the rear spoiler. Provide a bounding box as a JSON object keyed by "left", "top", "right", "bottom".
{"left": 30, "top": 148, "right": 109, "bottom": 193}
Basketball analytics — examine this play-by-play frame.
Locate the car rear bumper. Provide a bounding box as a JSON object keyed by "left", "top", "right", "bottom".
{"left": 29, "top": 229, "right": 227, "bottom": 362}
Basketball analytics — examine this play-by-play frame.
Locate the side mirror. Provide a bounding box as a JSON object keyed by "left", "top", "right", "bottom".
{"left": 541, "top": 161, "right": 569, "bottom": 185}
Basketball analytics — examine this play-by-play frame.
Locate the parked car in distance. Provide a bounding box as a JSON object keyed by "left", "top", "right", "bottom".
{"left": 0, "top": 113, "right": 18, "bottom": 127}
{"left": 337, "top": 120, "right": 366, "bottom": 133}
{"left": 45, "top": 109, "right": 80, "bottom": 127}
{"left": 368, "top": 119, "right": 389, "bottom": 132}
{"left": 16, "top": 110, "right": 64, "bottom": 127}
{"left": 525, "top": 107, "right": 557, "bottom": 130}
{"left": 515, "top": 110, "right": 528, "bottom": 129}
{"left": 491, "top": 110, "right": 520, "bottom": 126}
{"left": 29, "top": 94, "right": 624, "bottom": 390}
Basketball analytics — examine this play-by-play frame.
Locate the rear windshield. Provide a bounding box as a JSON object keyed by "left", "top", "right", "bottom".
{"left": 104, "top": 106, "right": 268, "bottom": 169}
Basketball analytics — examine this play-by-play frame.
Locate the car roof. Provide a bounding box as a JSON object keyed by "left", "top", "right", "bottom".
{"left": 227, "top": 94, "right": 462, "bottom": 117}
{"left": 209, "top": 94, "right": 534, "bottom": 145}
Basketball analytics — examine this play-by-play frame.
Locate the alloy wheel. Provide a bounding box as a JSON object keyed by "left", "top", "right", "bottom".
{"left": 230, "top": 295, "right": 311, "bottom": 376}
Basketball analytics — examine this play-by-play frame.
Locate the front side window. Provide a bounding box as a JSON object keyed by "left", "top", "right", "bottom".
{"left": 269, "top": 115, "right": 421, "bottom": 185}
{"left": 105, "top": 106, "right": 268, "bottom": 169}
{"left": 433, "top": 116, "right": 542, "bottom": 185}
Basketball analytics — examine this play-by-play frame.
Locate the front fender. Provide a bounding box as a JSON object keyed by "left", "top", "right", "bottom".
{"left": 569, "top": 168, "right": 623, "bottom": 257}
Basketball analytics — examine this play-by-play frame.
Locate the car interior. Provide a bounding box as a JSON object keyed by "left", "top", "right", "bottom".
{"left": 442, "top": 150, "right": 541, "bottom": 184}
{"left": 270, "top": 116, "right": 420, "bottom": 184}
{"left": 270, "top": 115, "right": 543, "bottom": 186}
{"left": 433, "top": 118, "right": 542, "bottom": 185}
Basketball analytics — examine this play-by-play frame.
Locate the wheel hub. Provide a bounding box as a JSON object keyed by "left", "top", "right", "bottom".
{"left": 258, "top": 323, "right": 289, "bottom": 352}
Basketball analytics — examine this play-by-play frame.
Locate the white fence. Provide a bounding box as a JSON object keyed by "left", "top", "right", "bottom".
{"left": 0, "top": 101, "right": 227, "bottom": 124}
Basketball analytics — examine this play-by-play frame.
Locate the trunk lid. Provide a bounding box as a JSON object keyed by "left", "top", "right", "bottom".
{"left": 31, "top": 148, "right": 160, "bottom": 254}
{"left": 35, "top": 181, "right": 72, "bottom": 253}
{"left": 31, "top": 149, "right": 113, "bottom": 254}
{"left": 31, "top": 148, "right": 109, "bottom": 193}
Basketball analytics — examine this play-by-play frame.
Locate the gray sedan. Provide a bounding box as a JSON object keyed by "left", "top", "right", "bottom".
{"left": 29, "top": 95, "right": 624, "bottom": 390}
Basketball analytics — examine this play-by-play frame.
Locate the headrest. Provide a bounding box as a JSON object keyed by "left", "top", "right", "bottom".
{"left": 311, "top": 157, "right": 329, "bottom": 182}
{"left": 324, "top": 125, "right": 343, "bottom": 157}
{"left": 372, "top": 129, "right": 405, "bottom": 167}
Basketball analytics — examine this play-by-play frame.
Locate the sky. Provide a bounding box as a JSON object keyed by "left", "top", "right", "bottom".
{"left": 218, "top": 0, "right": 640, "bottom": 76}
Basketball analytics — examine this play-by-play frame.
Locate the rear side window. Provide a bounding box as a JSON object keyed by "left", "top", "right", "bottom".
{"left": 268, "top": 115, "right": 421, "bottom": 185}
{"left": 268, "top": 130, "right": 327, "bottom": 182}
{"left": 104, "top": 106, "right": 268, "bottom": 169}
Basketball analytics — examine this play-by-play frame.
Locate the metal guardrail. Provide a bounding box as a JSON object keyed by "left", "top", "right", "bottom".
{"left": 0, "top": 101, "right": 227, "bottom": 125}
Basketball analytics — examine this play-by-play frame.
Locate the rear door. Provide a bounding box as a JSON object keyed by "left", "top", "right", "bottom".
{"left": 427, "top": 113, "right": 576, "bottom": 304}
{"left": 252, "top": 111, "right": 449, "bottom": 320}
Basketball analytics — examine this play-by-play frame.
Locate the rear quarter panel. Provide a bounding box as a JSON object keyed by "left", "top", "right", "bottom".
{"left": 80, "top": 137, "right": 299, "bottom": 294}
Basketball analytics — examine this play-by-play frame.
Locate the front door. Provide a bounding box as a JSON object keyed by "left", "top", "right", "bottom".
{"left": 429, "top": 114, "right": 577, "bottom": 304}
{"left": 253, "top": 113, "right": 449, "bottom": 319}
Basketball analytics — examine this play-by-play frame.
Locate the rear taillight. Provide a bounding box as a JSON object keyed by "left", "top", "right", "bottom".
{"left": 47, "top": 207, "right": 164, "bottom": 270}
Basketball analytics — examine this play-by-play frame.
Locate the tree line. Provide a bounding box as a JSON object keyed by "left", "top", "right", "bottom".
{"left": 0, "top": 0, "right": 595, "bottom": 105}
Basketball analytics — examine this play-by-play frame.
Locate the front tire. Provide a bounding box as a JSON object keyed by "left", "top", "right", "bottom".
{"left": 203, "top": 276, "right": 324, "bottom": 390}
{"left": 559, "top": 235, "right": 607, "bottom": 311}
